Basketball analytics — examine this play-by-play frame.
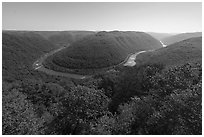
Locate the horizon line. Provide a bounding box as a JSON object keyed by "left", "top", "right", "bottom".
{"left": 2, "top": 29, "right": 202, "bottom": 34}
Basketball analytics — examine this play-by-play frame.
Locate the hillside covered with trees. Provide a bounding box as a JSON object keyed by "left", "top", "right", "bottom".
{"left": 36, "top": 31, "right": 95, "bottom": 47}
{"left": 2, "top": 31, "right": 202, "bottom": 135}
{"left": 44, "top": 31, "right": 162, "bottom": 72}
{"left": 2, "top": 31, "right": 58, "bottom": 81}
{"left": 147, "top": 32, "right": 175, "bottom": 41}
{"left": 136, "top": 37, "right": 202, "bottom": 66}
{"left": 161, "top": 32, "right": 202, "bottom": 45}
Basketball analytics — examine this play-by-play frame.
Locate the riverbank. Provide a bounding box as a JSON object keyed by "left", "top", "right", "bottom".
{"left": 33, "top": 47, "right": 148, "bottom": 79}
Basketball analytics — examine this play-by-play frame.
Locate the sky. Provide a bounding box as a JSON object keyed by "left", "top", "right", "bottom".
{"left": 2, "top": 2, "right": 202, "bottom": 33}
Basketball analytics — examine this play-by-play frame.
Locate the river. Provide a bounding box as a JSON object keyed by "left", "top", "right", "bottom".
{"left": 33, "top": 47, "right": 148, "bottom": 79}
{"left": 160, "top": 41, "right": 167, "bottom": 47}
{"left": 123, "top": 51, "right": 147, "bottom": 66}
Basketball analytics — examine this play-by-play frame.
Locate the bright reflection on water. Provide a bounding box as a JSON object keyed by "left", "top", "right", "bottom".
{"left": 123, "top": 51, "right": 146, "bottom": 67}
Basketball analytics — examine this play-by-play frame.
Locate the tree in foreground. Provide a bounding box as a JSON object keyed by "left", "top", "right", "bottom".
{"left": 2, "top": 86, "right": 45, "bottom": 135}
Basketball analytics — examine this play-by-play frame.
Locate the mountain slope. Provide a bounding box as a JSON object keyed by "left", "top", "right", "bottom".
{"left": 45, "top": 31, "right": 162, "bottom": 71}
{"left": 147, "top": 32, "right": 175, "bottom": 41}
{"left": 161, "top": 32, "right": 202, "bottom": 45}
{"left": 2, "top": 31, "right": 57, "bottom": 81}
{"left": 136, "top": 37, "right": 202, "bottom": 67}
{"left": 36, "top": 31, "right": 95, "bottom": 47}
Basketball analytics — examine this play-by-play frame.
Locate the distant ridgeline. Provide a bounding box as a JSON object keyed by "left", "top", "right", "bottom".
{"left": 44, "top": 31, "right": 163, "bottom": 74}
{"left": 36, "top": 31, "right": 95, "bottom": 47}
{"left": 161, "top": 32, "right": 202, "bottom": 45}
{"left": 136, "top": 37, "right": 202, "bottom": 66}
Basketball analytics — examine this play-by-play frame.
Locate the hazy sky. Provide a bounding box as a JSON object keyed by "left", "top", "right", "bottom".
{"left": 2, "top": 2, "right": 202, "bottom": 33}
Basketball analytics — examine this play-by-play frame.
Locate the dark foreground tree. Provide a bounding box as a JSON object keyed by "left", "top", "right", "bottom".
{"left": 46, "top": 85, "right": 110, "bottom": 134}
{"left": 2, "top": 85, "right": 44, "bottom": 135}
{"left": 90, "top": 63, "right": 202, "bottom": 135}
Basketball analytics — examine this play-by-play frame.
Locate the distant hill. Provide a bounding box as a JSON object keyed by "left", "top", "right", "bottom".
{"left": 161, "top": 32, "right": 202, "bottom": 45}
{"left": 45, "top": 31, "right": 162, "bottom": 72}
{"left": 36, "top": 31, "right": 95, "bottom": 47}
{"left": 136, "top": 37, "right": 202, "bottom": 67}
{"left": 147, "top": 32, "right": 175, "bottom": 41}
{"left": 2, "top": 31, "right": 57, "bottom": 81}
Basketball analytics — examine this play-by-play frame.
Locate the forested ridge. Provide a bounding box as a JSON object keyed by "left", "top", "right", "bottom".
{"left": 162, "top": 32, "right": 202, "bottom": 45}
{"left": 44, "top": 31, "right": 162, "bottom": 72}
{"left": 136, "top": 37, "right": 202, "bottom": 66}
{"left": 2, "top": 31, "right": 57, "bottom": 81}
{"left": 36, "top": 31, "right": 95, "bottom": 47}
{"left": 2, "top": 31, "right": 202, "bottom": 135}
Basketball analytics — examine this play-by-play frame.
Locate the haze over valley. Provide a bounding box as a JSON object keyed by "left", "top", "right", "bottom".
{"left": 2, "top": 2, "right": 202, "bottom": 135}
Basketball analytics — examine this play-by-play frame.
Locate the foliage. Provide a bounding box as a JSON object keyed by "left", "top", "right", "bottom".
{"left": 89, "top": 113, "right": 116, "bottom": 135}
{"left": 2, "top": 31, "right": 202, "bottom": 135}
{"left": 2, "top": 84, "right": 45, "bottom": 135}
{"left": 45, "top": 31, "right": 162, "bottom": 70}
{"left": 46, "top": 85, "right": 110, "bottom": 134}
{"left": 2, "top": 31, "right": 57, "bottom": 81}
{"left": 92, "top": 62, "right": 202, "bottom": 135}
{"left": 108, "top": 63, "right": 164, "bottom": 112}
{"left": 136, "top": 37, "right": 202, "bottom": 67}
